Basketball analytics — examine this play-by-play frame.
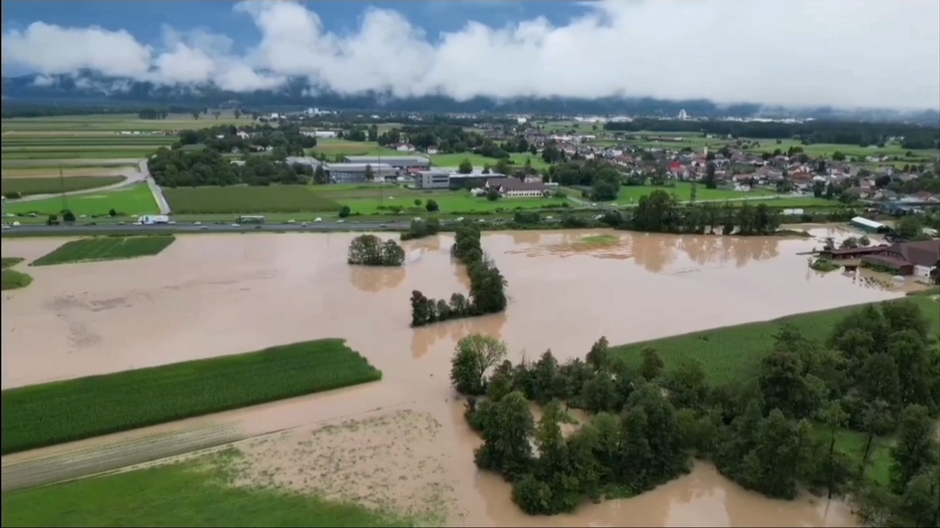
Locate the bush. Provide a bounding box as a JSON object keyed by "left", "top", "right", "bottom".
{"left": 426, "top": 199, "right": 439, "bottom": 212}
{"left": 339, "top": 205, "right": 351, "bottom": 218}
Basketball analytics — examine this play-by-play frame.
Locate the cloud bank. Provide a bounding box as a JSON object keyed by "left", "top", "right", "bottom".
{"left": 3, "top": 0, "right": 939, "bottom": 109}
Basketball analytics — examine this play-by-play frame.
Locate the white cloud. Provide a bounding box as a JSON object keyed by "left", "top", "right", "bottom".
{"left": 2, "top": 0, "right": 938, "bottom": 109}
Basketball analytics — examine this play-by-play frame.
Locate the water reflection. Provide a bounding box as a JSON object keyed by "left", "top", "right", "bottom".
{"left": 411, "top": 312, "right": 508, "bottom": 359}
{"left": 511, "top": 232, "right": 543, "bottom": 245}
{"left": 506, "top": 231, "right": 783, "bottom": 274}
{"left": 348, "top": 265, "right": 407, "bottom": 293}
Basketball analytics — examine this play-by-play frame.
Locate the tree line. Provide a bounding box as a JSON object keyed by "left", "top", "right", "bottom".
{"left": 347, "top": 235, "right": 405, "bottom": 267}
{"left": 604, "top": 118, "right": 939, "bottom": 150}
{"left": 176, "top": 124, "right": 318, "bottom": 157}
{"left": 598, "top": 190, "right": 783, "bottom": 236}
{"left": 148, "top": 147, "right": 309, "bottom": 187}
{"left": 450, "top": 299, "right": 939, "bottom": 524}
{"left": 410, "top": 223, "right": 508, "bottom": 327}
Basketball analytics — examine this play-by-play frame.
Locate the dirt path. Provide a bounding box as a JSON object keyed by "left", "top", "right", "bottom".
{"left": 5, "top": 161, "right": 146, "bottom": 202}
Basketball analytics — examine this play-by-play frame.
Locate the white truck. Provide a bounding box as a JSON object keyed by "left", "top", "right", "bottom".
{"left": 137, "top": 215, "right": 170, "bottom": 225}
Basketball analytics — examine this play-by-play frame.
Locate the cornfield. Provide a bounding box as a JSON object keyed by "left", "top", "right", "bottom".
{"left": 1, "top": 339, "right": 382, "bottom": 454}
{"left": 30, "top": 235, "right": 176, "bottom": 266}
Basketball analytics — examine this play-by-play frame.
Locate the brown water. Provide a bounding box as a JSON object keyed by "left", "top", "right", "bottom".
{"left": 2, "top": 229, "right": 898, "bottom": 526}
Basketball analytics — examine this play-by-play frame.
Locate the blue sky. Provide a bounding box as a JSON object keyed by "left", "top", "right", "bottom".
{"left": 2, "top": 1, "right": 939, "bottom": 109}
{"left": 2, "top": 1, "right": 583, "bottom": 55}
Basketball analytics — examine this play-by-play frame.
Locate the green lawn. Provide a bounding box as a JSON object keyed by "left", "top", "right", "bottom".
{"left": 307, "top": 139, "right": 399, "bottom": 157}
{"left": 2, "top": 176, "right": 125, "bottom": 196}
{"left": 1, "top": 149, "right": 158, "bottom": 160}
{"left": 341, "top": 191, "right": 569, "bottom": 215}
{"left": 2, "top": 184, "right": 159, "bottom": 216}
{"left": 1, "top": 452, "right": 417, "bottom": 527}
{"left": 1, "top": 268, "right": 33, "bottom": 290}
{"left": 613, "top": 297, "right": 940, "bottom": 386}
{"left": 163, "top": 185, "right": 343, "bottom": 214}
{"left": 614, "top": 183, "right": 774, "bottom": 204}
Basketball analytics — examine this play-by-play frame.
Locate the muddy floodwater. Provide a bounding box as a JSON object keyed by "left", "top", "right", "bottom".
{"left": 2, "top": 228, "right": 902, "bottom": 527}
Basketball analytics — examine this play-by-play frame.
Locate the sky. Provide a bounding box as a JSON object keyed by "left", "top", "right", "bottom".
{"left": 2, "top": 0, "right": 939, "bottom": 110}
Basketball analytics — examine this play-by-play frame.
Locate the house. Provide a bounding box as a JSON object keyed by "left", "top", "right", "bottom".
{"left": 485, "top": 178, "right": 547, "bottom": 198}
{"left": 426, "top": 147, "right": 439, "bottom": 155}
{"left": 395, "top": 143, "right": 416, "bottom": 153}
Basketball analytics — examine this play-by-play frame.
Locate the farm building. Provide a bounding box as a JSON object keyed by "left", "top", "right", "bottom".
{"left": 344, "top": 156, "right": 430, "bottom": 171}
{"left": 850, "top": 216, "right": 889, "bottom": 233}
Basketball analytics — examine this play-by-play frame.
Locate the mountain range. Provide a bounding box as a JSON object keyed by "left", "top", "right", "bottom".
{"left": 3, "top": 71, "right": 939, "bottom": 125}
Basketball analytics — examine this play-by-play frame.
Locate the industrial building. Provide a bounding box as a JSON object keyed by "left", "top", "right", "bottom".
{"left": 412, "top": 170, "right": 509, "bottom": 190}
{"left": 325, "top": 163, "right": 397, "bottom": 183}
{"left": 344, "top": 155, "right": 430, "bottom": 170}
{"left": 414, "top": 170, "right": 452, "bottom": 189}
{"left": 850, "top": 216, "right": 889, "bottom": 233}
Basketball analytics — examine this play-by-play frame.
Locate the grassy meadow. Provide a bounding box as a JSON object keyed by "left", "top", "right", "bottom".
{"left": 163, "top": 185, "right": 343, "bottom": 214}
{"left": 1, "top": 339, "right": 381, "bottom": 454}
{"left": 1, "top": 268, "right": 33, "bottom": 290}
{"left": 1, "top": 451, "right": 417, "bottom": 527}
{"left": 2, "top": 184, "right": 159, "bottom": 217}
{"left": 1, "top": 176, "right": 125, "bottom": 196}
{"left": 612, "top": 296, "right": 940, "bottom": 386}
{"left": 30, "top": 235, "right": 176, "bottom": 267}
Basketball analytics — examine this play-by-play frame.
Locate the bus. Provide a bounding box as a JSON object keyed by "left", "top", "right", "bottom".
{"left": 237, "top": 215, "right": 265, "bottom": 225}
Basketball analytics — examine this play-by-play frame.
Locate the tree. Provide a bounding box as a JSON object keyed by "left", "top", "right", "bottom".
{"left": 191, "top": 111, "right": 200, "bottom": 120}
{"left": 450, "top": 334, "right": 508, "bottom": 396}
{"left": 689, "top": 183, "right": 698, "bottom": 204}
{"left": 338, "top": 205, "right": 351, "bottom": 218}
{"left": 818, "top": 401, "right": 848, "bottom": 498}
{"left": 347, "top": 235, "right": 405, "bottom": 267}
{"left": 414, "top": 198, "right": 422, "bottom": 206}
{"left": 889, "top": 404, "right": 939, "bottom": 495}
{"left": 639, "top": 347, "right": 664, "bottom": 381}
{"left": 364, "top": 164, "right": 375, "bottom": 181}
{"left": 896, "top": 215, "right": 923, "bottom": 240}
{"left": 425, "top": 199, "right": 439, "bottom": 212}
{"left": 62, "top": 209, "right": 76, "bottom": 223}
{"left": 108, "top": 208, "right": 117, "bottom": 217}
{"left": 458, "top": 159, "right": 473, "bottom": 174}
{"left": 474, "top": 391, "right": 535, "bottom": 479}
{"left": 313, "top": 164, "right": 329, "bottom": 185}
{"left": 704, "top": 162, "right": 717, "bottom": 189}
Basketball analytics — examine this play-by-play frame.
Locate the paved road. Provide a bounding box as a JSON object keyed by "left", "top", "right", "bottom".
{"left": 5, "top": 160, "right": 148, "bottom": 202}
{"left": 2, "top": 221, "right": 407, "bottom": 236}
{"left": 140, "top": 160, "right": 171, "bottom": 214}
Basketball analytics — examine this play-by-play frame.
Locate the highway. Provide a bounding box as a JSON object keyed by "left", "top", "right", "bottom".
{"left": 1, "top": 220, "right": 416, "bottom": 236}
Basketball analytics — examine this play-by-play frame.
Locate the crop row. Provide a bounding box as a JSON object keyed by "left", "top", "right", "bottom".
{"left": 2, "top": 150, "right": 157, "bottom": 160}
{"left": 1, "top": 339, "right": 383, "bottom": 454}
{"left": 1, "top": 176, "right": 125, "bottom": 196}
{"left": 163, "top": 186, "right": 343, "bottom": 214}
{"left": 31, "top": 235, "right": 176, "bottom": 266}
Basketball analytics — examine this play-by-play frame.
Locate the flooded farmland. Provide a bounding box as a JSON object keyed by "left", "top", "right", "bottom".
{"left": 1, "top": 228, "right": 904, "bottom": 527}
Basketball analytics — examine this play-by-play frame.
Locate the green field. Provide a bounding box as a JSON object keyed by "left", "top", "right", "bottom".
{"left": 1, "top": 176, "right": 125, "bottom": 196}
{"left": 1, "top": 268, "right": 33, "bottom": 290}
{"left": 612, "top": 183, "right": 774, "bottom": 204}
{"left": 31, "top": 235, "right": 176, "bottom": 267}
{"left": 429, "top": 152, "right": 549, "bottom": 170}
{"left": 1, "top": 184, "right": 159, "bottom": 216}
{"left": 1, "top": 257, "right": 24, "bottom": 268}
{"left": 613, "top": 297, "right": 940, "bottom": 386}
{"left": 307, "top": 138, "right": 400, "bottom": 157}
{"left": 1, "top": 112, "right": 256, "bottom": 132}
{"left": 163, "top": 185, "right": 343, "bottom": 214}
{"left": 1, "top": 451, "right": 416, "bottom": 527}
{"left": 333, "top": 187, "right": 569, "bottom": 215}
{"left": 1, "top": 339, "right": 382, "bottom": 454}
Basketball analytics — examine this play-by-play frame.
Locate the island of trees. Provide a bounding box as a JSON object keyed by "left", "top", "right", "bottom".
{"left": 410, "top": 222, "right": 508, "bottom": 327}
{"left": 449, "top": 299, "right": 939, "bottom": 525}
{"left": 347, "top": 235, "right": 405, "bottom": 267}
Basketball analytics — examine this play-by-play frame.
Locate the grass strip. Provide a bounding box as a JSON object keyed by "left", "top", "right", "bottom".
{"left": 1, "top": 451, "right": 415, "bottom": 527}
{"left": 1, "top": 339, "right": 382, "bottom": 454}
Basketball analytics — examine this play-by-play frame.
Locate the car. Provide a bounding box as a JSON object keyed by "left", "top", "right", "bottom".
{"left": 379, "top": 224, "right": 388, "bottom": 228}
{"left": 314, "top": 217, "right": 322, "bottom": 222}
{"left": 301, "top": 222, "right": 308, "bottom": 227}
{"left": 231, "top": 223, "right": 240, "bottom": 227}
{"left": 193, "top": 221, "right": 202, "bottom": 226}
{"left": 287, "top": 219, "right": 295, "bottom": 224}
{"left": 337, "top": 219, "right": 345, "bottom": 223}
{"left": 200, "top": 225, "right": 209, "bottom": 230}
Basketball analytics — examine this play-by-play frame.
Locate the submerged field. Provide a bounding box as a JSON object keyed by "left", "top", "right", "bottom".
{"left": 30, "top": 235, "right": 177, "bottom": 266}
{"left": 1, "top": 339, "right": 382, "bottom": 454}
{"left": 613, "top": 296, "right": 940, "bottom": 386}
{"left": 1, "top": 176, "right": 126, "bottom": 196}
{"left": 1, "top": 184, "right": 159, "bottom": 216}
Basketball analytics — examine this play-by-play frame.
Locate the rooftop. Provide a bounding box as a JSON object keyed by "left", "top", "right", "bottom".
{"left": 344, "top": 155, "right": 430, "bottom": 164}
{"left": 325, "top": 162, "right": 395, "bottom": 171}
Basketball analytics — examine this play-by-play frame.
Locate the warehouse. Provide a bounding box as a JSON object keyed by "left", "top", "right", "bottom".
{"left": 849, "top": 216, "right": 889, "bottom": 233}
{"left": 324, "top": 163, "right": 397, "bottom": 183}
{"left": 344, "top": 155, "right": 430, "bottom": 170}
